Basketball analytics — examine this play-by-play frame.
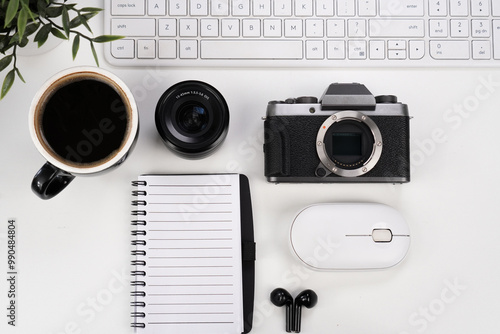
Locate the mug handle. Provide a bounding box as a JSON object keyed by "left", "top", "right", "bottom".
{"left": 31, "top": 162, "right": 75, "bottom": 200}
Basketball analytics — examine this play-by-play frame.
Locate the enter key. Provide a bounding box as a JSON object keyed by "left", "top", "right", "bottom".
{"left": 494, "top": 20, "right": 500, "bottom": 59}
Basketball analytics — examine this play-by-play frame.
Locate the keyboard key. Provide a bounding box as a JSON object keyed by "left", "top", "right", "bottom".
{"left": 112, "top": 18, "right": 156, "bottom": 36}
{"left": 388, "top": 40, "right": 405, "bottom": 50}
{"left": 190, "top": 0, "right": 209, "bottom": 16}
{"left": 201, "top": 18, "right": 219, "bottom": 36}
{"left": 327, "top": 40, "right": 346, "bottom": 59}
{"left": 348, "top": 40, "right": 367, "bottom": 59}
{"left": 388, "top": 49, "right": 406, "bottom": 59}
{"left": 274, "top": 0, "right": 292, "bottom": 16}
{"left": 179, "top": 40, "right": 198, "bottom": 58}
{"left": 264, "top": 19, "right": 283, "bottom": 37}
{"left": 357, "top": 0, "right": 376, "bottom": 16}
{"left": 430, "top": 40, "right": 470, "bottom": 59}
{"left": 306, "top": 19, "right": 324, "bottom": 37}
{"left": 450, "top": 19, "right": 469, "bottom": 37}
{"left": 409, "top": 40, "right": 425, "bottom": 59}
{"left": 295, "top": 0, "right": 314, "bottom": 16}
{"left": 159, "top": 40, "right": 177, "bottom": 58}
{"left": 471, "top": 0, "right": 489, "bottom": 16}
{"left": 111, "top": 39, "right": 135, "bottom": 58}
{"left": 111, "top": 0, "right": 145, "bottom": 16}
{"left": 169, "top": 0, "right": 187, "bottom": 15}
{"left": 369, "top": 19, "right": 425, "bottom": 37}
{"left": 137, "top": 39, "right": 156, "bottom": 58}
{"left": 221, "top": 19, "right": 240, "bottom": 36}
{"left": 494, "top": 1, "right": 500, "bottom": 17}
{"left": 428, "top": 0, "right": 447, "bottom": 16}
{"left": 379, "top": 0, "right": 424, "bottom": 17}
{"left": 305, "top": 40, "right": 324, "bottom": 59}
{"left": 211, "top": 0, "right": 229, "bottom": 15}
{"left": 148, "top": 0, "right": 166, "bottom": 15}
{"left": 337, "top": 0, "right": 356, "bottom": 17}
{"left": 493, "top": 20, "right": 500, "bottom": 59}
{"left": 200, "top": 40, "right": 303, "bottom": 59}
{"left": 316, "top": 0, "right": 334, "bottom": 16}
{"left": 450, "top": 0, "right": 469, "bottom": 16}
{"left": 348, "top": 19, "right": 366, "bottom": 37}
{"left": 285, "top": 19, "right": 303, "bottom": 37}
{"left": 253, "top": 0, "right": 271, "bottom": 16}
{"left": 180, "top": 18, "right": 198, "bottom": 36}
{"left": 472, "top": 40, "right": 491, "bottom": 59}
{"left": 233, "top": 0, "right": 250, "bottom": 16}
{"left": 429, "top": 19, "right": 448, "bottom": 37}
{"left": 326, "top": 19, "right": 345, "bottom": 37}
{"left": 369, "top": 40, "right": 385, "bottom": 59}
{"left": 242, "top": 19, "right": 261, "bottom": 37}
{"left": 158, "top": 18, "right": 177, "bottom": 37}
{"left": 472, "top": 19, "right": 491, "bottom": 38}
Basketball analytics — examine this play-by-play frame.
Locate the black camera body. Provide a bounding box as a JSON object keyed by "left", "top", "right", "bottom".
{"left": 264, "top": 83, "right": 411, "bottom": 183}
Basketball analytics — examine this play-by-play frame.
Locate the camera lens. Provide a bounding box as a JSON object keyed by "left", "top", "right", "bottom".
{"left": 155, "top": 81, "right": 229, "bottom": 159}
{"left": 316, "top": 111, "right": 383, "bottom": 177}
{"left": 177, "top": 104, "right": 209, "bottom": 133}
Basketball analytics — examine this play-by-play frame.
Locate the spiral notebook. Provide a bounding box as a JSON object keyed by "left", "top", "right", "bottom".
{"left": 131, "top": 174, "right": 255, "bottom": 333}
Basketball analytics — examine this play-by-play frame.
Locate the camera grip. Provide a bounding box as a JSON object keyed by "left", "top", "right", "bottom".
{"left": 264, "top": 119, "right": 291, "bottom": 177}
{"left": 31, "top": 162, "right": 76, "bottom": 200}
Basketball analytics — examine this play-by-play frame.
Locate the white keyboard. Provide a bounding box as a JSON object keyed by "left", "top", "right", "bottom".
{"left": 103, "top": 0, "right": 500, "bottom": 67}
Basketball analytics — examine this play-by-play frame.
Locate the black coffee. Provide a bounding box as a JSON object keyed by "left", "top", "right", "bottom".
{"left": 41, "top": 78, "right": 129, "bottom": 165}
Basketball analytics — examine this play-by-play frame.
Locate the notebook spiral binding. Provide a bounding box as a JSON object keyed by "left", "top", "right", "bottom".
{"left": 131, "top": 180, "right": 147, "bottom": 329}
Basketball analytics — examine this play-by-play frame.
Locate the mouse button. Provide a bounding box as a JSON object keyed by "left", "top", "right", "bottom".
{"left": 372, "top": 229, "right": 393, "bottom": 243}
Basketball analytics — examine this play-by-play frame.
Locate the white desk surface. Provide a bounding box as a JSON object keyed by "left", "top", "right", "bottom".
{"left": 1, "top": 1, "right": 500, "bottom": 333}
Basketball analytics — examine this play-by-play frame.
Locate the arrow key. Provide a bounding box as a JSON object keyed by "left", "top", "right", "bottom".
{"left": 369, "top": 40, "right": 385, "bottom": 59}
{"left": 409, "top": 40, "right": 425, "bottom": 59}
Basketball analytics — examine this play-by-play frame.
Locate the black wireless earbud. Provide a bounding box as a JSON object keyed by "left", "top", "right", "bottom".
{"left": 294, "top": 289, "right": 318, "bottom": 333}
{"left": 270, "top": 288, "right": 294, "bottom": 332}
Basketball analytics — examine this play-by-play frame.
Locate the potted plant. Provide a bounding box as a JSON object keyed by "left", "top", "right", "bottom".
{"left": 0, "top": 0, "right": 121, "bottom": 99}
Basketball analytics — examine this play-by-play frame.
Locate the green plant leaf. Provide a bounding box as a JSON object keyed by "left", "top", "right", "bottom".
{"left": 1, "top": 69, "right": 15, "bottom": 100}
{"left": 24, "top": 22, "right": 40, "bottom": 36}
{"left": 37, "top": 0, "right": 48, "bottom": 17}
{"left": 92, "top": 35, "right": 124, "bottom": 43}
{"left": 45, "top": 5, "right": 63, "bottom": 18}
{"left": 72, "top": 34, "right": 79, "bottom": 60}
{"left": 15, "top": 67, "right": 25, "bottom": 83}
{"left": 80, "top": 7, "right": 102, "bottom": 13}
{"left": 4, "top": 0, "right": 20, "bottom": 28}
{"left": 34, "top": 23, "right": 51, "bottom": 47}
{"left": 90, "top": 41, "right": 99, "bottom": 66}
{"left": 0, "top": 55, "right": 13, "bottom": 72}
{"left": 62, "top": 5, "right": 69, "bottom": 37}
{"left": 50, "top": 27, "right": 67, "bottom": 40}
{"left": 17, "top": 7, "right": 28, "bottom": 40}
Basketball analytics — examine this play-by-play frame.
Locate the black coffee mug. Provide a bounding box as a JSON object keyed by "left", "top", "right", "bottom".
{"left": 29, "top": 67, "right": 139, "bottom": 199}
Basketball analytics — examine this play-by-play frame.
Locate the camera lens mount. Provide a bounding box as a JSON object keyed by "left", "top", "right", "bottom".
{"left": 155, "top": 81, "right": 229, "bottom": 159}
{"left": 316, "top": 110, "right": 383, "bottom": 177}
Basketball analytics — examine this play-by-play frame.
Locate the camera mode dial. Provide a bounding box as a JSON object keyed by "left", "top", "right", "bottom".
{"left": 375, "top": 95, "right": 398, "bottom": 104}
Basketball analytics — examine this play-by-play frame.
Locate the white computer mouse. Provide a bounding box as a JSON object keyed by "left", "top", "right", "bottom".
{"left": 290, "top": 203, "right": 410, "bottom": 270}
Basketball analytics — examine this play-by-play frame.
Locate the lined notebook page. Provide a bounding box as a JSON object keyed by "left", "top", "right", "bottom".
{"left": 135, "top": 174, "right": 243, "bottom": 334}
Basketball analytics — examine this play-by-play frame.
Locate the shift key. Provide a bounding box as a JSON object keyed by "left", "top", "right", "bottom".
{"left": 369, "top": 19, "right": 424, "bottom": 37}
{"left": 111, "top": 19, "right": 156, "bottom": 37}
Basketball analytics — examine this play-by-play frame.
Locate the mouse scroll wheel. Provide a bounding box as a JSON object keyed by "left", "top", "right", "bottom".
{"left": 372, "top": 229, "right": 393, "bottom": 243}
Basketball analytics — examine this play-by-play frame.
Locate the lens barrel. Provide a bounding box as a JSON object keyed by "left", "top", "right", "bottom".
{"left": 155, "top": 81, "right": 230, "bottom": 159}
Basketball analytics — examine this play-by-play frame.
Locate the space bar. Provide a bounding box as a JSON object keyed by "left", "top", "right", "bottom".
{"left": 200, "top": 40, "right": 303, "bottom": 59}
